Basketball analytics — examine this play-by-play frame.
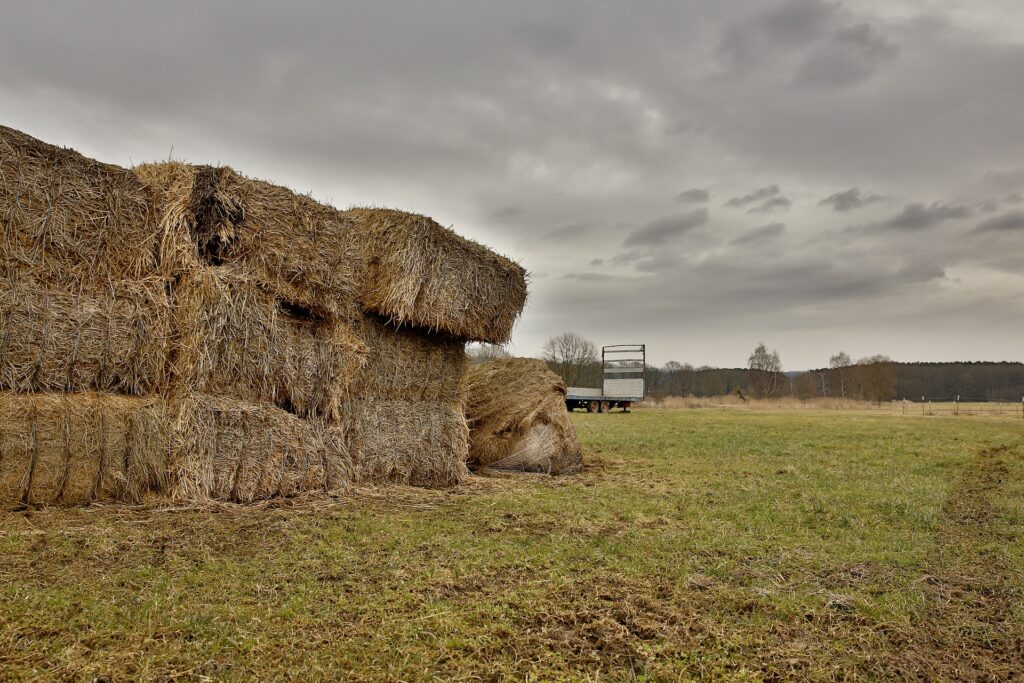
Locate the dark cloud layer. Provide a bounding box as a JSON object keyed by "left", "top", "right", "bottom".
{"left": 725, "top": 186, "right": 793, "bottom": 214}
{"left": 975, "top": 210, "right": 1024, "bottom": 233}
{"left": 748, "top": 196, "right": 793, "bottom": 214}
{"left": 725, "top": 185, "right": 782, "bottom": 208}
{"left": 876, "top": 202, "right": 972, "bottom": 231}
{"left": 622, "top": 210, "right": 709, "bottom": 248}
{"left": 820, "top": 187, "right": 884, "bottom": 212}
{"left": 792, "top": 23, "right": 900, "bottom": 88}
{"left": 676, "top": 188, "right": 710, "bottom": 204}
{"left": 731, "top": 223, "right": 786, "bottom": 245}
{"left": 2, "top": 0, "right": 1023, "bottom": 367}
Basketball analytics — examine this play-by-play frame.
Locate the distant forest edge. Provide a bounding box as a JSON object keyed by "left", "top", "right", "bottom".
{"left": 642, "top": 362, "right": 1024, "bottom": 403}
{"left": 468, "top": 335, "right": 1024, "bottom": 403}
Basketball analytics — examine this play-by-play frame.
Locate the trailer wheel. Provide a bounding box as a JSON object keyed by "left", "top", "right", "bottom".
{"left": 587, "top": 400, "right": 599, "bottom": 413}
{"left": 600, "top": 401, "right": 610, "bottom": 413}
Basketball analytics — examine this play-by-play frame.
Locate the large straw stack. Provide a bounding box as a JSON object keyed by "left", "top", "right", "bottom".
{"left": 1, "top": 126, "right": 527, "bottom": 507}
{"left": 170, "top": 268, "right": 367, "bottom": 420}
{"left": 1, "top": 126, "right": 173, "bottom": 506}
{"left": 0, "top": 125, "right": 161, "bottom": 285}
{"left": 464, "top": 358, "right": 582, "bottom": 474}
{"left": 346, "top": 209, "right": 527, "bottom": 344}
{"left": 0, "top": 392, "right": 168, "bottom": 505}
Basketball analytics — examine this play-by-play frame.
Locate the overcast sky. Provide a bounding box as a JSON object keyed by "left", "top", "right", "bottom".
{"left": 3, "top": 1, "right": 1023, "bottom": 368}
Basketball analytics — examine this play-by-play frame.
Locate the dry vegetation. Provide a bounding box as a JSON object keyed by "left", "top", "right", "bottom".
{"left": 645, "top": 395, "right": 890, "bottom": 411}
{"left": 464, "top": 358, "right": 582, "bottom": 474}
{"left": 2, "top": 126, "right": 528, "bottom": 507}
{"left": 1, "top": 408, "right": 1021, "bottom": 680}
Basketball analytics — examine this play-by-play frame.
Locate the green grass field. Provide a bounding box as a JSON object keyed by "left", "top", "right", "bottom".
{"left": 1, "top": 409, "right": 1022, "bottom": 680}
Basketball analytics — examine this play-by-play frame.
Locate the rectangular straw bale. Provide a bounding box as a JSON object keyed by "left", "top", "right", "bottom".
{"left": 0, "top": 271, "right": 171, "bottom": 395}
{"left": 351, "top": 313, "right": 466, "bottom": 404}
{"left": 0, "top": 392, "right": 169, "bottom": 507}
{"left": 169, "top": 394, "right": 352, "bottom": 503}
{"left": 134, "top": 162, "right": 364, "bottom": 316}
{"left": 172, "top": 268, "right": 367, "bottom": 419}
{"left": 0, "top": 125, "right": 161, "bottom": 285}
{"left": 343, "top": 399, "right": 469, "bottom": 488}
{"left": 345, "top": 208, "right": 527, "bottom": 344}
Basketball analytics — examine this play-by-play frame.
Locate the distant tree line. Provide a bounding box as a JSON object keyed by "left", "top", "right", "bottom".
{"left": 519, "top": 333, "right": 1024, "bottom": 403}
{"left": 648, "top": 359, "right": 1024, "bottom": 403}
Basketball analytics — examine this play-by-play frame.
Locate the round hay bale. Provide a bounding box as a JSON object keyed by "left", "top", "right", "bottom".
{"left": 464, "top": 358, "right": 582, "bottom": 474}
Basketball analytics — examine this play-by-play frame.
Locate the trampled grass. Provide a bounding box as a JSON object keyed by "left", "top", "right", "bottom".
{"left": 1, "top": 409, "right": 1022, "bottom": 680}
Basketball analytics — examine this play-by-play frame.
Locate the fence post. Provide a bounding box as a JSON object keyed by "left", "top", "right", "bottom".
{"left": 955, "top": 395, "right": 959, "bottom": 417}
{"left": 903, "top": 398, "right": 907, "bottom": 416}
{"left": 922, "top": 396, "right": 926, "bottom": 416}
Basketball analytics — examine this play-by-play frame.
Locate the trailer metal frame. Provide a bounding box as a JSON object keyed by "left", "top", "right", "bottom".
{"left": 566, "top": 344, "right": 645, "bottom": 413}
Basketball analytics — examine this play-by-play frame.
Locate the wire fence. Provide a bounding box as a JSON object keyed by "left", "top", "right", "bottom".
{"left": 896, "top": 396, "right": 1024, "bottom": 418}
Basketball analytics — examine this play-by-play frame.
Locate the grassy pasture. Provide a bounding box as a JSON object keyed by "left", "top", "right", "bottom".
{"left": 1, "top": 409, "right": 1022, "bottom": 680}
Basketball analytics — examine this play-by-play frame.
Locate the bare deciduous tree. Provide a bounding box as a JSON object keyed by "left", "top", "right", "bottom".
{"left": 793, "top": 372, "right": 819, "bottom": 400}
{"left": 855, "top": 354, "right": 897, "bottom": 403}
{"left": 830, "top": 351, "right": 852, "bottom": 397}
{"left": 663, "top": 360, "right": 693, "bottom": 397}
{"left": 541, "top": 332, "right": 598, "bottom": 387}
{"left": 466, "top": 343, "right": 512, "bottom": 365}
{"left": 748, "top": 343, "right": 782, "bottom": 398}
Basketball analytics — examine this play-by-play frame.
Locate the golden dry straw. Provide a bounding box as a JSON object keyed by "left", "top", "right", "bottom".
{"left": 0, "top": 125, "right": 161, "bottom": 285}
{"left": 343, "top": 399, "right": 470, "bottom": 488}
{"left": 169, "top": 394, "right": 351, "bottom": 504}
{"left": 0, "top": 391, "right": 168, "bottom": 507}
{"left": 172, "top": 267, "right": 368, "bottom": 420}
{"left": 351, "top": 313, "right": 466, "bottom": 404}
{"left": 0, "top": 270, "right": 171, "bottom": 395}
{"left": 345, "top": 208, "right": 527, "bottom": 344}
{"left": 134, "top": 162, "right": 365, "bottom": 316}
{"left": 1, "top": 127, "right": 525, "bottom": 506}
{"left": 464, "top": 358, "right": 582, "bottom": 474}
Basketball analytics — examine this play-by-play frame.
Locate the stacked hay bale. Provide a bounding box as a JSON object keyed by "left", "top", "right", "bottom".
{"left": 135, "top": 162, "right": 372, "bottom": 502}
{"left": 1, "top": 125, "right": 170, "bottom": 505}
{"left": 1, "top": 125, "right": 527, "bottom": 506}
{"left": 139, "top": 165, "right": 526, "bottom": 492}
{"left": 464, "top": 358, "right": 583, "bottom": 474}
{"left": 342, "top": 208, "right": 526, "bottom": 487}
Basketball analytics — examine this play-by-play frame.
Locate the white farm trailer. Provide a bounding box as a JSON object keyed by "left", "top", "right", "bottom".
{"left": 566, "top": 344, "right": 645, "bottom": 413}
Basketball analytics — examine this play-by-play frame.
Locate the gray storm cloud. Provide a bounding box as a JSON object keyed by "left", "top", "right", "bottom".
{"left": 725, "top": 186, "right": 783, "bottom": 208}
{"left": 731, "top": 223, "right": 786, "bottom": 246}
{"left": 676, "top": 188, "right": 710, "bottom": 204}
{"left": 876, "top": 203, "right": 972, "bottom": 231}
{"left": 974, "top": 210, "right": 1024, "bottom": 233}
{"left": 820, "top": 188, "right": 885, "bottom": 212}
{"left": 622, "top": 210, "right": 710, "bottom": 248}
{"left": 2, "top": 0, "right": 1023, "bottom": 367}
